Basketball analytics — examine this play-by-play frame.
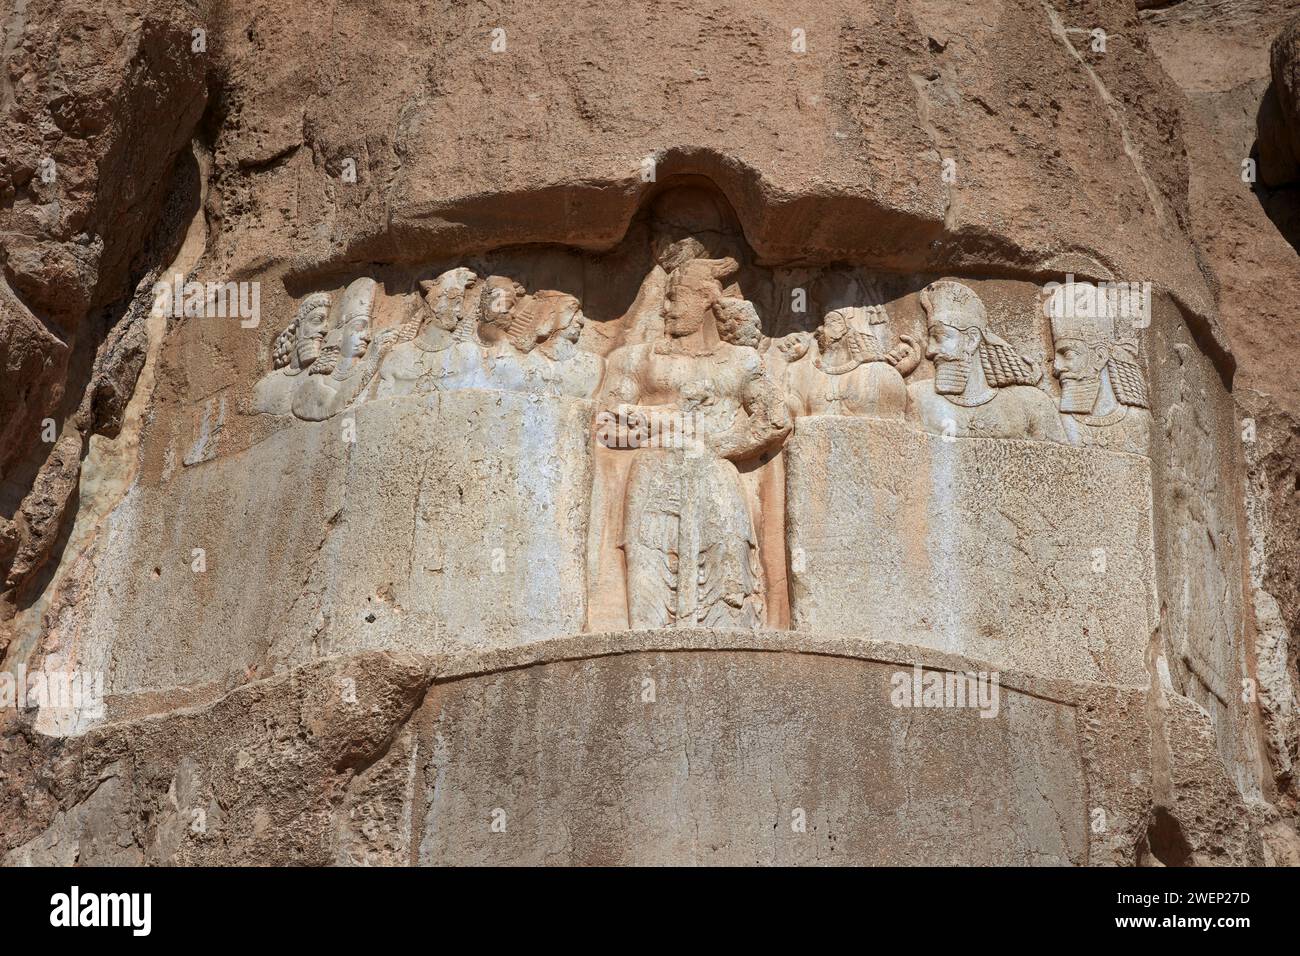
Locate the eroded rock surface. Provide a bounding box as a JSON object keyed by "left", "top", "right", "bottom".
{"left": 2, "top": 0, "right": 1299, "bottom": 865}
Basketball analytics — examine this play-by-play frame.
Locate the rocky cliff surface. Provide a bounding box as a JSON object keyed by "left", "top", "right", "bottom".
{"left": 1, "top": 0, "right": 1297, "bottom": 865}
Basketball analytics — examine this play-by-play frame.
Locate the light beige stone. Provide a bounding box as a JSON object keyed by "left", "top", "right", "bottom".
{"left": 1, "top": 637, "right": 1261, "bottom": 866}
{"left": 784, "top": 417, "right": 1155, "bottom": 685}
{"left": 51, "top": 391, "right": 594, "bottom": 708}
{"left": 4, "top": 0, "right": 1299, "bottom": 864}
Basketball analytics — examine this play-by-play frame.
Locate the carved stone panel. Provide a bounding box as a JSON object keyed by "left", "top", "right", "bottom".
{"left": 416, "top": 649, "right": 1087, "bottom": 865}
{"left": 317, "top": 391, "right": 594, "bottom": 655}
{"left": 60, "top": 392, "right": 593, "bottom": 707}
{"left": 784, "top": 418, "right": 1156, "bottom": 685}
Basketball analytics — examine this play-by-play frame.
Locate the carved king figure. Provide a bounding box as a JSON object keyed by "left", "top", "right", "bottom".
{"left": 596, "top": 256, "right": 790, "bottom": 629}
{"left": 1045, "top": 281, "right": 1152, "bottom": 456}
{"left": 376, "top": 267, "right": 481, "bottom": 398}
{"left": 252, "top": 292, "right": 333, "bottom": 415}
{"left": 906, "top": 279, "right": 1064, "bottom": 442}
{"left": 292, "top": 277, "right": 389, "bottom": 421}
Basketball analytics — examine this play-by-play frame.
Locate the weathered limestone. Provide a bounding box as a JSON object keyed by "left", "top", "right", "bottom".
{"left": 0, "top": 636, "right": 1261, "bottom": 866}
{"left": 783, "top": 301, "right": 916, "bottom": 420}
{"left": 20, "top": 226, "right": 1177, "bottom": 723}
{"left": 5, "top": 0, "right": 1299, "bottom": 865}
{"left": 49, "top": 392, "right": 593, "bottom": 713}
{"left": 1045, "top": 280, "right": 1153, "bottom": 457}
{"left": 784, "top": 418, "right": 1156, "bottom": 686}
{"left": 317, "top": 391, "right": 594, "bottom": 657}
{"left": 907, "top": 280, "right": 1064, "bottom": 443}
{"left": 588, "top": 256, "right": 790, "bottom": 631}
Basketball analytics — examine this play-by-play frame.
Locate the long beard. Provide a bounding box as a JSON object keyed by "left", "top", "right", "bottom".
{"left": 1059, "top": 376, "right": 1101, "bottom": 414}
{"left": 310, "top": 343, "right": 341, "bottom": 376}
{"left": 296, "top": 340, "right": 321, "bottom": 366}
{"left": 933, "top": 356, "right": 970, "bottom": 395}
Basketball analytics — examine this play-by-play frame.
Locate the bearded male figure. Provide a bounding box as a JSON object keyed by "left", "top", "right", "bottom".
{"left": 1044, "top": 281, "right": 1152, "bottom": 456}
{"left": 292, "top": 277, "right": 391, "bottom": 421}
{"left": 595, "top": 257, "right": 791, "bottom": 629}
{"left": 503, "top": 290, "right": 604, "bottom": 398}
{"left": 906, "top": 279, "right": 1064, "bottom": 442}
{"left": 252, "top": 292, "right": 333, "bottom": 415}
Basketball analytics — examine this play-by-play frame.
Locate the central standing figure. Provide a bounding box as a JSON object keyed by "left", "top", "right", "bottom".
{"left": 596, "top": 256, "right": 791, "bottom": 629}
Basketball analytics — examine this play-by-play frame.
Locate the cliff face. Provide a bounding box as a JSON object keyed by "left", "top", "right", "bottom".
{"left": 0, "top": 0, "right": 1297, "bottom": 865}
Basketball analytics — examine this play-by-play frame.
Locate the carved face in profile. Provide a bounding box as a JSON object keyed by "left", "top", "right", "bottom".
{"left": 295, "top": 302, "right": 331, "bottom": 365}
{"left": 817, "top": 310, "right": 850, "bottom": 350}
{"left": 532, "top": 295, "right": 584, "bottom": 348}
{"left": 312, "top": 311, "right": 373, "bottom": 377}
{"left": 926, "top": 322, "right": 979, "bottom": 395}
{"left": 340, "top": 315, "right": 373, "bottom": 359}
{"left": 514, "top": 293, "right": 584, "bottom": 353}
{"left": 421, "top": 270, "right": 475, "bottom": 334}
{"left": 925, "top": 322, "right": 975, "bottom": 364}
{"left": 555, "top": 302, "right": 584, "bottom": 344}
{"left": 480, "top": 277, "right": 522, "bottom": 332}
{"left": 1053, "top": 338, "right": 1107, "bottom": 413}
{"left": 664, "top": 274, "right": 718, "bottom": 338}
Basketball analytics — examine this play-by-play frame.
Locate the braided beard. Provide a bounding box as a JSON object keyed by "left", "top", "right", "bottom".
{"left": 1058, "top": 376, "right": 1101, "bottom": 414}
{"left": 296, "top": 339, "right": 321, "bottom": 367}
{"left": 309, "top": 343, "right": 340, "bottom": 376}
{"left": 933, "top": 356, "right": 971, "bottom": 395}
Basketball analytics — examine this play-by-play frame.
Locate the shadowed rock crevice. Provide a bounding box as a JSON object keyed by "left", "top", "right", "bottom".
{"left": 1137, "top": 806, "right": 1196, "bottom": 866}
{"left": 1256, "top": 19, "right": 1300, "bottom": 255}
{"left": 1, "top": 4, "right": 211, "bottom": 628}
{"left": 3, "top": 142, "right": 205, "bottom": 624}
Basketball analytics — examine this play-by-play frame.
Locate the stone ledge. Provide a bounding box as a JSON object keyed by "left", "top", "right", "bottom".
{"left": 3, "top": 642, "right": 1257, "bottom": 866}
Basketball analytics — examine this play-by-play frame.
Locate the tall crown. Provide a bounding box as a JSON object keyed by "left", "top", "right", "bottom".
{"left": 669, "top": 256, "right": 740, "bottom": 288}
{"left": 1044, "top": 280, "right": 1117, "bottom": 343}
{"left": 920, "top": 279, "right": 987, "bottom": 330}
{"left": 338, "top": 277, "right": 378, "bottom": 325}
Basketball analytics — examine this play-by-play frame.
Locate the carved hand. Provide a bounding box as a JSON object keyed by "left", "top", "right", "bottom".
{"left": 886, "top": 334, "right": 922, "bottom": 377}
{"left": 775, "top": 332, "right": 811, "bottom": 363}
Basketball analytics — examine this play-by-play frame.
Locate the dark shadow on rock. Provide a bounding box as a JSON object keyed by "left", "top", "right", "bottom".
{"left": 1135, "top": 805, "right": 1196, "bottom": 866}
{"left": 1253, "top": 49, "right": 1300, "bottom": 256}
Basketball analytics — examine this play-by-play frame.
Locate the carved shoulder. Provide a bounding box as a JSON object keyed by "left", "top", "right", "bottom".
{"left": 596, "top": 343, "right": 649, "bottom": 403}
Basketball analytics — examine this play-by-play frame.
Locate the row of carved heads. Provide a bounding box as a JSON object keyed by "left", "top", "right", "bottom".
{"left": 255, "top": 267, "right": 1151, "bottom": 451}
